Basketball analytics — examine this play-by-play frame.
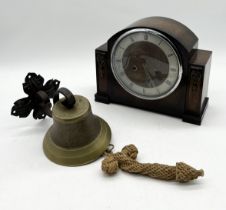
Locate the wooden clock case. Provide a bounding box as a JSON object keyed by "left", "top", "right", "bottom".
{"left": 95, "top": 17, "right": 212, "bottom": 125}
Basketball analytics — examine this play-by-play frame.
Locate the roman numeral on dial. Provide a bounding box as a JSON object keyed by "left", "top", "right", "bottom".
{"left": 144, "top": 34, "right": 148, "bottom": 40}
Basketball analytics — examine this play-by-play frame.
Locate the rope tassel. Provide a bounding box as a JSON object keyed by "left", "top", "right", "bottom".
{"left": 102, "top": 144, "right": 204, "bottom": 183}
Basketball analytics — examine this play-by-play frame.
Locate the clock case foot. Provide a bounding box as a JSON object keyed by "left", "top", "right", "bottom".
{"left": 182, "top": 97, "right": 208, "bottom": 125}
{"left": 95, "top": 93, "right": 110, "bottom": 104}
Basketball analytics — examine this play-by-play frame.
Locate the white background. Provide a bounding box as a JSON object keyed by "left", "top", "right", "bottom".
{"left": 0, "top": 0, "right": 226, "bottom": 210}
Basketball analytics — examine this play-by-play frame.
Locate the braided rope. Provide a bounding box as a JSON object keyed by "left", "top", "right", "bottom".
{"left": 102, "top": 144, "right": 204, "bottom": 183}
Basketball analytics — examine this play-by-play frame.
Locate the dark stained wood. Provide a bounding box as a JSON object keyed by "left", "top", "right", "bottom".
{"left": 95, "top": 43, "right": 110, "bottom": 103}
{"left": 183, "top": 49, "right": 212, "bottom": 125}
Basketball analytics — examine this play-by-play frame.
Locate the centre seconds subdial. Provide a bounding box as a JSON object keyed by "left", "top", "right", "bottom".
{"left": 111, "top": 28, "right": 182, "bottom": 100}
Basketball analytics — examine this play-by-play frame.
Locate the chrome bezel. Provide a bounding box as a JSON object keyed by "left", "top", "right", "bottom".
{"left": 110, "top": 28, "right": 183, "bottom": 100}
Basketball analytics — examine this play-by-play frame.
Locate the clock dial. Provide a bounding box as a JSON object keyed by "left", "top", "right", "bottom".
{"left": 111, "top": 28, "right": 182, "bottom": 100}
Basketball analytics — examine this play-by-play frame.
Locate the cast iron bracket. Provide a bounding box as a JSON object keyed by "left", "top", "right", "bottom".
{"left": 11, "top": 72, "right": 60, "bottom": 119}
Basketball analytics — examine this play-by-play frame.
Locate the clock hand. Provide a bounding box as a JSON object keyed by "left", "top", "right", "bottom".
{"left": 123, "top": 56, "right": 131, "bottom": 69}
{"left": 143, "top": 64, "right": 156, "bottom": 88}
{"left": 143, "top": 67, "right": 152, "bottom": 87}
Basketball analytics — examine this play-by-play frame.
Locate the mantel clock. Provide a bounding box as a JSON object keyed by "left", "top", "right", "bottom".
{"left": 95, "top": 17, "right": 212, "bottom": 125}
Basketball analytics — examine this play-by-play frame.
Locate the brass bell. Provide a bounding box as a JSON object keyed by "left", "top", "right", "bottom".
{"left": 43, "top": 88, "right": 111, "bottom": 166}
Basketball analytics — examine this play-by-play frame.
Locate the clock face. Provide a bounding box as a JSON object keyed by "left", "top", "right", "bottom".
{"left": 111, "top": 28, "right": 182, "bottom": 100}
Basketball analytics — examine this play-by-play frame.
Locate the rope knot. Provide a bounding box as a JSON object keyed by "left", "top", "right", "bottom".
{"left": 176, "top": 162, "right": 204, "bottom": 182}
{"left": 122, "top": 144, "right": 138, "bottom": 159}
{"left": 102, "top": 154, "right": 118, "bottom": 174}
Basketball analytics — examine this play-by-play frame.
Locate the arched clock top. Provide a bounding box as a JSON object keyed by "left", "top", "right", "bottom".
{"left": 108, "top": 16, "right": 198, "bottom": 54}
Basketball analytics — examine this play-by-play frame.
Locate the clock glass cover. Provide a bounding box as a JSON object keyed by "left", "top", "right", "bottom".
{"left": 111, "top": 28, "right": 182, "bottom": 100}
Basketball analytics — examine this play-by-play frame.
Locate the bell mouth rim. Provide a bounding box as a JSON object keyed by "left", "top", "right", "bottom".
{"left": 43, "top": 117, "right": 111, "bottom": 166}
